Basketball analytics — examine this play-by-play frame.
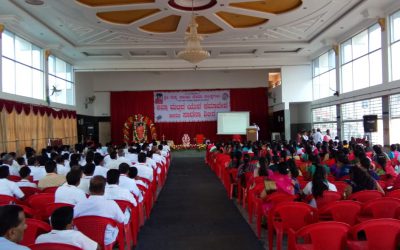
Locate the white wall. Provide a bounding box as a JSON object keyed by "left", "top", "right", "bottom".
{"left": 75, "top": 73, "right": 94, "bottom": 116}
{"left": 282, "top": 65, "right": 312, "bottom": 104}
{"left": 290, "top": 102, "right": 312, "bottom": 124}
{"left": 75, "top": 69, "right": 269, "bottom": 116}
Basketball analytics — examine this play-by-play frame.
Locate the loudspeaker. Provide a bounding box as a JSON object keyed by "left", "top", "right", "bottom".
{"left": 363, "top": 115, "right": 378, "bottom": 132}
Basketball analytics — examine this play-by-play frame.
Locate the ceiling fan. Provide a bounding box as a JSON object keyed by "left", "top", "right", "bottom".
{"left": 50, "top": 85, "right": 62, "bottom": 96}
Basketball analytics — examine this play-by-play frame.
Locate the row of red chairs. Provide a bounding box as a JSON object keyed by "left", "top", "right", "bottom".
{"left": 1, "top": 153, "right": 172, "bottom": 249}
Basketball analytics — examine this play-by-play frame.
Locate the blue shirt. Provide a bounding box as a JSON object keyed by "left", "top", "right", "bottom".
{"left": 0, "top": 237, "right": 30, "bottom": 250}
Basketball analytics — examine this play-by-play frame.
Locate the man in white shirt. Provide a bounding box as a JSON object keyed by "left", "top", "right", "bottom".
{"left": 2, "top": 154, "right": 19, "bottom": 176}
{"left": 145, "top": 151, "right": 157, "bottom": 170}
{"left": 105, "top": 169, "right": 137, "bottom": 206}
{"left": 16, "top": 167, "right": 37, "bottom": 188}
{"left": 125, "top": 147, "right": 138, "bottom": 165}
{"left": 55, "top": 169, "right": 87, "bottom": 205}
{"left": 135, "top": 153, "right": 154, "bottom": 182}
{"left": 0, "top": 166, "right": 25, "bottom": 199}
{"left": 93, "top": 154, "right": 108, "bottom": 177}
{"left": 118, "top": 164, "right": 143, "bottom": 203}
{"left": 0, "top": 205, "right": 30, "bottom": 250}
{"left": 313, "top": 128, "right": 323, "bottom": 145}
{"left": 78, "top": 163, "right": 95, "bottom": 194}
{"left": 56, "top": 156, "right": 70, "bottom": 176}
{"left": 36, "top": 206, "right": 97, "bottom": 250}
{"left": 74, "top": 176, "right": 125, "bottom": 245}
{"left": 116, "top": 149, "right": 132, "bottom": 166}
{"left": 27, "top": 157, "right": 46, "bottom": 182}
{"left": 106, "top": 151, "right": 120, "bottom": 170}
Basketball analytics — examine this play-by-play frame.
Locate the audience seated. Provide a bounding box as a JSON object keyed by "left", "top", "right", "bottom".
{"left": 0, "top": 166, "right": 25, "bottom": 199}
{"left": 135, "top": 153, "right": 154, "bottom": 182}
{"left": 27, "top": 157, "right": 46, "bottom": 182}
{"left": 38, "top": 161, "right": 66, "bottom": 190}
{"left": 303, "top": 165, "right": 337, "bottom": 207}
{"left": 118, "top": 164, "right": 143, "bottom": 202}
{"left": 0, "top": 205, "right": 29, "bottom": 250}
{"left": 73, "top": 176, "right": 125, "bottom": 245}
{"left": 55, "top": 169, "right": 87, "bottom": 205}
{"left": 93, "top": 154, "right": 108, "bottom": 177}
{"left": 105, "top": 169, "right": 137, "bottom": 207}
{"left": 2, "top": 154, "right": 19, "bottom": 176}
{"left": 16, "top": 167, "right": 37, "bottom": 188}
{"left": 78, "top": 163, "right": 95, "bottom": 194}
{"left": 35, "top": 206, "right": 97, "bottom": 250}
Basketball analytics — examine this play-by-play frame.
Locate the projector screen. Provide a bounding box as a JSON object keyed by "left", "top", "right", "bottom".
{"left": 217, "top": 112, "right": 250, "bottom": 135}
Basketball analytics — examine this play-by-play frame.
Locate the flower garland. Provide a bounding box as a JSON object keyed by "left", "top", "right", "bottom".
{"left": 171, "top": 144, "right": 207, "bottom": 151}
{"left": 123, "top": 114, "right": 157, "bottom": 144}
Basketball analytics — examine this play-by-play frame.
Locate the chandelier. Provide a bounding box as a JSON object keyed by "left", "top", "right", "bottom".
{"left": 177, "top": 1, "right": 210, "bottom": 64}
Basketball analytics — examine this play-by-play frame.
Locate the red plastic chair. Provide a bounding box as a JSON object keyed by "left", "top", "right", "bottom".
{"left": 8, "top": 175, "right": 22, "bottom": 182}
{"left": 347, "top": 218, "right": 400, "bottom": 250}
{"left": 20, "top": 187, "right": 41, "bottom": 199}
{"left": 270, "top": 201, "right": 319, "bottom": 250}
{"left": 386, "top": 189, "right": 400, "bottom": 198}
{"left": 42, "top": 186, "right": 59, "bottom": 194}
{"left": 27, "top": 193, "right": 55, "bottom": 220}
{"left": 114, "top": 200, "right": 136, "bottom": 247}
{"left": 73, "top": 216, "right": 121, "bottom": 250}
{"left": 17, "top": 204, "right": 35, "bottom": 218}
{"left": 29, "top": 243, "right": 82, "bottom": 250}
{"left": 332, "top": 181, "right": 349, "bottom": 198}
{"left": 316, "top": 190, "right": 342, "bottom": 209}
{"left": 348, "top": 190, "right": 384, "bottom": 203}
{"left": 20, "top": 218, "right": 52, "bottom": 246}
{"left": 292, "top": 221, "right": 350, "bottom": 250}
{"left": 45, "top": 203, "right": 74, "bottom": 219}
{"left": 358, "top": 197, "right": 400, "bottom": 221}
{"left": 0, "top": 194, "right": 17, "bottom": 204}
{"left": 318, "top": 200, "right": 362, "bottom": 226}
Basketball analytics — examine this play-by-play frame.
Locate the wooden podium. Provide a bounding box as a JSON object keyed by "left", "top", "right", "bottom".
{"left": 246, "top": 126, "right": 259, "bottom": 142}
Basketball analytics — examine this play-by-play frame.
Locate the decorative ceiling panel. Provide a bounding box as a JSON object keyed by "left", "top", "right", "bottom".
{"left": 97, "top": 9, "right": 160, "bottom": 24}
{"left": 77, "top": 0, "right": 155, "bottom": 7}
{"left": 140, "top": 15, "right": 181, "bottom": 33}
{"left": 216, "top": 12, "right": 268, "bottom": 28}
{"left": 230, "top": 0, "right": 302, "bottom": 14}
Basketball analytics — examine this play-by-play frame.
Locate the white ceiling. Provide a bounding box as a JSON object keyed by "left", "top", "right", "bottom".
{"left": 0, "top": 0, "right": 399, "bottom": 71}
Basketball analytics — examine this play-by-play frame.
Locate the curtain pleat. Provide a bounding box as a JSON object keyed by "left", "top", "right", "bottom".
{"left": 0, "top": 106, "right": 77, "bottom": 155}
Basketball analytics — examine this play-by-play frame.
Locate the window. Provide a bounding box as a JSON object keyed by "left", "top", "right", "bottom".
{"left": 341, "top": 98, "right": 383, "bottom": 144}
{"left": 390, "top": 94, "right": 400, "bottom": 144}
{"left": 390, "top": 10, "right": 400, "bottom": 81}
{"left": 1, "top": 30, "right": 44, "bottom": 99}
{"left": 340, "top": 24, "right": 382, "bottom": 93}
{"left": 312, "top": 50, "right": 336, "bottom": 100}
{"left": 48, "top": 55, "right": 74, "bottom": 105}
{"left": 312, "top": 106, "right": 337, "bottom": 138}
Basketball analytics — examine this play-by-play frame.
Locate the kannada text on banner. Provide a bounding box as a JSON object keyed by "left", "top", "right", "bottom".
{"left": 154, "top": 90, "right": 231, "bottom": 122}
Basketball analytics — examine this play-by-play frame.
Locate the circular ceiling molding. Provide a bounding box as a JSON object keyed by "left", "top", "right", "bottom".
{"left": 168, "top": 0, "right": 217, "bottom": 11}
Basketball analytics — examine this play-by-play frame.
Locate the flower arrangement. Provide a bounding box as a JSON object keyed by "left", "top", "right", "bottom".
{"left": 171, "top": 144, "right": 207, "bottom": 151}
{"left": 123, "top": 114, "right": 157, "bottom": 144}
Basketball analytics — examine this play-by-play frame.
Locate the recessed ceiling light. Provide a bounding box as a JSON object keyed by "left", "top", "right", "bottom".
{"left": 25, "top": 0, "right": 44, "bottom": 5}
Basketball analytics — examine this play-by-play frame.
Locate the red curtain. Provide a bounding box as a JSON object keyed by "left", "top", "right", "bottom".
{"left": 0, "top": 99, "right": 76, "bottom": 118}
{"left": 110, "top": 88, "right": 268, "bottom": 144}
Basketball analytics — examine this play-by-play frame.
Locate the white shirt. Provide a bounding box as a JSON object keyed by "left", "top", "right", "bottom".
{"left": 105, "top": 184, "right": 137, "bottom": 206}
{"left": 35, "top": 230, "right": 97, "bottom": 250}
{"left": 94, "top": 165, "right": 108, "bottom": 177}
{"left": 103, "top": 155, "right": 111, "bottom": 165}
{"left": 57, "top": 164, "right": 70, "bottom": 176}
{"left": 135, "top": 163, "right": 154, "bottom": 182}
{"left": 125, "top": 153, "right": 138, "bottom": 165}
{"left": 0, "top": 237, "right": 30, "bottom": 250}
{"left": 4, "top": 164, "right": 19, "bottom": 177}
{"left": 16, "top": 179, "right": 37, "bottom": 188}
{"left": 106, "top": 159, "right": 120, "bottom": 170}
{"left": 55, "top": 184, "right": 87, "bottom": 205}
{"left": 146, "top": 158, "right": 157, "bottom": 170}
{"left": 0, "top": 178, "right": 24, "bottom": 198}
{"left": 77, "top": 176, "right": 92, "bottom": 194}
{"left": 303, "top": 181, "right": 337, "bottom": 208}
{"left": 117, "top": 156, "right": 131, "bottom": 166}
{"left": 29, "top": 165, "right": 47, "bottom": 181}
{"left": 119, "top": 175, "right": 143, "bottom": 202}
{"left": 313, "top": 131, "right": 323, "bottom": 144}
{"left": 74, "top": 195, "right": 125, "bottom": 245}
